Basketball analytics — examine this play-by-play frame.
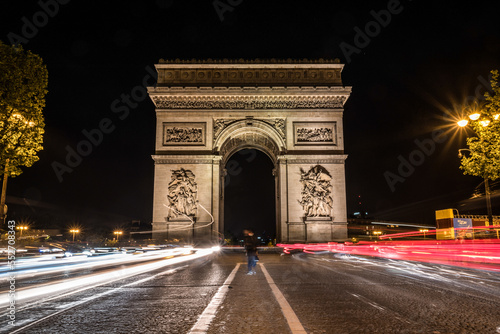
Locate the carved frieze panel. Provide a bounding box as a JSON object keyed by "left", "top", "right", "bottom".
{"left": 167, "top": 168, "right": 198, "bottom": 220}
{"left": 157, "top": 68, "right": 342, "bottom": 86}
{"left": 155, "top": 59, "right": 343, "bottom": 86}
{"left": 293, "top": 122, "right": 337, "bottom": 146}
{"left": 298, "top": 165, "right": 333, "bottom": 218}
{"left": 163, "top": 122, "right": 206, "bottom": 146}
{"left": 151, "top": 95, "right": 347, "bottom": 109}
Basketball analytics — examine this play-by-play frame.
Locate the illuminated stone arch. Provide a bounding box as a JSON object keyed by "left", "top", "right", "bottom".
{"left": 215, "top": 119, "right": 286, "bottom": 165}
{"left": 149, "top": 59, "right": 351, "bottom": 243}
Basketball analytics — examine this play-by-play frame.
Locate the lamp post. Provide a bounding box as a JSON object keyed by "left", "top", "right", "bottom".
{"left": 457, "top": 107, "right": 499, "bottom": 225}
{"left": 420, "top": 229, "right": 429, "bottom": 239}
{"left": 70, "top": 229, "right": 79, "bottom": 242}
{"left": 114, "top": 231, "right": 123, "bottom": 241}
{"left": 457, "top": 148, "right": 493, "bottom": 225}
{"left": 16, "top": 225, "right": 28, "bottom": 237}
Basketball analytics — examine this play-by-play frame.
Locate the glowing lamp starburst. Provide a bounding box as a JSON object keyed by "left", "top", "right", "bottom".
{"left": 469, "top": 113, "right": 481, "bottom": 120}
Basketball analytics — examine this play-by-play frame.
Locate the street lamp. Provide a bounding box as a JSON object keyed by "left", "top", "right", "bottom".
{"left": 16, "top": 225, "right": 28, "bottom": 237}
{"left": 457, "top": 110, "right": 500, "bottom": 225}
{"left": 458, "top": 148, "right": 492, "bottom": 222}
{"left": 114, "top": 231, "right": 123, "bottom": 241}
{"left": 70, "top": 229, "right": 79, "bottom": 242}
{"left": 419, "top": 229, "right": 429, "bottom": 239}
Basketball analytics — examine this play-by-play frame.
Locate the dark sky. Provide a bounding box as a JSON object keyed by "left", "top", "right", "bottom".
{"left": 1, "top": 0, "right": 499, "bottom": 233}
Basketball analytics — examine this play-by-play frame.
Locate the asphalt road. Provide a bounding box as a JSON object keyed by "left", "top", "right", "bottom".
{"left": 2, "top": 250, "right": 500, "bottom": 334}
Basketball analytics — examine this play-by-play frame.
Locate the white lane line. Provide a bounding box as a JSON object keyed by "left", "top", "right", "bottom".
{"left": 349, "top": 293, "right": 386, "bottom": 311}
{"left": 348, "top": 292, "right": 412, "bottom": 324}
{"left": 8, "top": 266, "right": 187, "bottom": 334}
{"left": 189, "top": 263, "right": 240, "bottom": 334}
{"left": 260, "top": 263, "right": 307, "bottom": 334}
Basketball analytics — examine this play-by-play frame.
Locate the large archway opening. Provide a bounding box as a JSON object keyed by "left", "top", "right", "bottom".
{"left": 223, "top": 149, "right": 276, "bottom": 245}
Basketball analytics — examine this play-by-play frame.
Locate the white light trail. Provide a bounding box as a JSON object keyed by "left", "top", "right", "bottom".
{"left": 0, "top": 248, "right": 215, "bottom": 308}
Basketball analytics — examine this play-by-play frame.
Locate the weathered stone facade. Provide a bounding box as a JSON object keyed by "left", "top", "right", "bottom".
{"left": 148, "top": 59, "right": 351, "bottom": 243}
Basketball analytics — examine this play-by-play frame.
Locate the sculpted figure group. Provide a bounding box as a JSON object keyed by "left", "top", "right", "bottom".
{"left": 298, "top": 165, "right": 333, "bottom": 218}
{"left": 167, "top": 168, "right": 198, "bottom": 219}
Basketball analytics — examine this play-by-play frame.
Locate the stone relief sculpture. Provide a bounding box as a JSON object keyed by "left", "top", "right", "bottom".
{"left": 273, "top": 118, "right": 286, "bottom": 138}
{"left": 165, "top": 127, "right": 203, "bottom": 143}
{"left": 167, "top": 168, "right": 198, "bottom": 219}
{"left": 298, "top": 165, "right": 333, "bottom": 218}
{"left": 152, "top": 95, "right": 346, "bottom": 109}
{"left": 213, "top": 119, "right": 226, "bottom": 139}
{"left": 296, "top": 127, "right": 334, "bottom": 142}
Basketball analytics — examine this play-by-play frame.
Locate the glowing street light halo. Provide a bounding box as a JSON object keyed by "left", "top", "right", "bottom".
{"left": 113, "top": 231, "right": 123, "bottom": 241}
{"left": 70, "top": 229, "right": 80, "bottom": 242}
{"left": 468, "top": 112, "right": 481, "bottom": 121}
{"left": 16, "top": 225, "right": 29, "bottom": 237}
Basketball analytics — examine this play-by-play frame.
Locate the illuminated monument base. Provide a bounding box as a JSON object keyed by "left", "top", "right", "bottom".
{"left": 148, "top": 59, "right": 351, "bottom": 243}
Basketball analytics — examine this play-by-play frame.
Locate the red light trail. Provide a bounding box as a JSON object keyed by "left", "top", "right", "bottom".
{"left": 278, "top": 230, "right": 500, "bottom": 272}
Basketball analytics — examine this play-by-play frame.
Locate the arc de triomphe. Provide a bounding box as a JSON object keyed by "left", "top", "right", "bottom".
{"left": 148, "top": 59, "right": 351, "bottom": 243}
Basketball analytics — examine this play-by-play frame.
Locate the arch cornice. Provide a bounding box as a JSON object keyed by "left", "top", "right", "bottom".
{"left": 147, "top": 87, "right": 352, "bottom": 110}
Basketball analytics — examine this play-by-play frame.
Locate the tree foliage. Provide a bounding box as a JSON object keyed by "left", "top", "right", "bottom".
{"left": 0, "top": 41, "right": 47, "bottom": 177}
{"left": 460, "top": 70, "right": 500, "bottom": 181}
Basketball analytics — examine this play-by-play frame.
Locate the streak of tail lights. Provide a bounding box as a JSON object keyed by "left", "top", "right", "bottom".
{"left": 278, "top": 228, "right": 500, "bottom": 272}
{"left": 0, "top": 248, "right": 217, "bottom": 308}
{"left": 0, "top": 247, "right": 195, "bottom": 279}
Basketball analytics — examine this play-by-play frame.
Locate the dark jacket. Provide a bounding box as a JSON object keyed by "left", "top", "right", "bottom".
{"left": 244, "top": 235, "right": 258, "bottom": 256}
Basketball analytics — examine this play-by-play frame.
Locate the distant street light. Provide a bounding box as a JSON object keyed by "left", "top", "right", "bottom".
{"left": 16, "top": 225, "right": 28, "bottom": 237}
{"left": 70, "top": 229, "right": 79, "bottom": 242}
{"left": 420, "top": 229, "right": 429, "bottom": 239}
{"left": 114, "top": 231, "right": 123, "bottom": 241}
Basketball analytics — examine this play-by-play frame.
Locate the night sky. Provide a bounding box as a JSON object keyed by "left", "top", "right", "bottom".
{"left": 1, "top": 0, "right": 499, "bottom": 235}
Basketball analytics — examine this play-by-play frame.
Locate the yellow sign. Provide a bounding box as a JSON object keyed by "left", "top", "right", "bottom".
{"left": 436, "top": 227, "right": 454, "bottom": 240}
{"left": 435, "top": 209, "right": 454, "bottom": 220}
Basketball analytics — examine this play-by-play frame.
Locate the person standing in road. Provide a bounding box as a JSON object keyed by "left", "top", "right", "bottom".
{"left": 243, "top": 229, "right": 258, "bottom": 275}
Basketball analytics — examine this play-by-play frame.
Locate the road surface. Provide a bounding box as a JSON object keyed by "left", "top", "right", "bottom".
{"left": 2, "top": 249, "right": 500, "bottom": 333}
